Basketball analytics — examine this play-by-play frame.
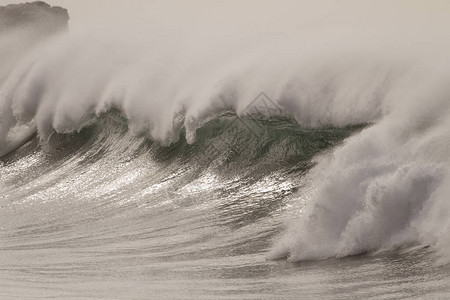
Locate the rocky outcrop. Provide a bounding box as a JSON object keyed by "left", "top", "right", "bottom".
{"left": 0, "top": 1, "right": 69, "bottom": 34}
{"left": 0, "top": 2, "right": 70, "bottom": 100}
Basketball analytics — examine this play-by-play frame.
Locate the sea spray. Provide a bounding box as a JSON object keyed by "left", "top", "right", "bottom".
{"left": 270, "top": 67, "right": 450, "bottom": 262}
{"left": 1, "top": 0, "right": 449, "bottom": 265}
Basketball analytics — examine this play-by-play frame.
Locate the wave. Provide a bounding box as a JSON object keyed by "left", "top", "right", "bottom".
{"left": 1, "top": 20, "right": 450, "bottom": 265}
{"left": 0, "top": 31, "right": 400, "bottom": 157}
{"left": 1, "top": 110, "right": 361, "bottom": 176}
{"left": 269, "top": 76, "right": 450, "bottom": 264}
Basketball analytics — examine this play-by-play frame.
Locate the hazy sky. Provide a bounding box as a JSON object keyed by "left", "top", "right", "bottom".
{"left": 1, "top": 0, "right": 450, "bottom": 61}
{"left": 1, "top": 0, "right": 449, "bottom": 35}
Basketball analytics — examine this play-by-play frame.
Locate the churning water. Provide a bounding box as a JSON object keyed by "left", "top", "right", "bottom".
{"left": 1, "top": 1, "right": 450, "bottom": 298}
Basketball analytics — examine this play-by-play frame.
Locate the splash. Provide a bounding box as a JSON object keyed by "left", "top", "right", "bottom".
{"left": 1, "top": 0, "right": 449, "bottom": 264}
{"left": 270, "top": 67, "right": 450, "bottom": 263}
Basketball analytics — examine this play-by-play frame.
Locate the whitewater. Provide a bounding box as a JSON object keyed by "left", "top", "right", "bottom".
{"left": 1, "top": 1, "right": 449, "bottom": 298}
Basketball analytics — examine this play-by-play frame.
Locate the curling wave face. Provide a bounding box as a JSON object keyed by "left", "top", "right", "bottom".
{"left": 1, "top": 14, "right": 450, "bottom": 268}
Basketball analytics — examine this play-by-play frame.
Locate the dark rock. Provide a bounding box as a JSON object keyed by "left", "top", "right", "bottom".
{"left": 0, "top": 1, "right": 69, "bottom": 34}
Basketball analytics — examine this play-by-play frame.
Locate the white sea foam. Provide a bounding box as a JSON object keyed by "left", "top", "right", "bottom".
{"left": 270, "top": 70, "right": 450, "bottom": 263}
{"left": 1, "top": 0, "right": 449, "bottom": 263}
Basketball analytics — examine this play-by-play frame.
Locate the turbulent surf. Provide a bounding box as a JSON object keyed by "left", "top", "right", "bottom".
{"left": 1, "top": 1, "right": 449, "bottom": 298}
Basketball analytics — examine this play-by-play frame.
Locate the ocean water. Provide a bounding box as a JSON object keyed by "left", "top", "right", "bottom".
{"left": 1, "top": 1, "right": 450, "bottom": 298}
{"left": 1, "top": 114, "right": 448, "bottom": 299}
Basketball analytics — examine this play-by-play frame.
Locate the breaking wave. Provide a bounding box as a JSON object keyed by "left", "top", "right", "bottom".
{"left": 1, "top": 20, "right": 450, "bottom": 266}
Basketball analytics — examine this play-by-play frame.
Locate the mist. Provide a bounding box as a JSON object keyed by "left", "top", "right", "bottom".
{"left": 1, "top": 0, "right": 450, "bottom": 264}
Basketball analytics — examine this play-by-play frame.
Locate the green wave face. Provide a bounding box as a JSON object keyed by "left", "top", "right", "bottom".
{"left": 2, "top": 111, "right": 363, "bottom": 181}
